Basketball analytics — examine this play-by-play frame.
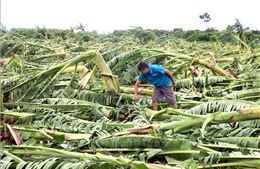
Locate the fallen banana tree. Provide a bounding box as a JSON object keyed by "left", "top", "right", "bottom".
{"left": 2, "top": 50, "right": 119, "bottom": 102}
{"left": 1, "top": 143, "right": 181, "bottom": 169}
{"left": 140, "top": 106, "right": 260, "bottom": 134}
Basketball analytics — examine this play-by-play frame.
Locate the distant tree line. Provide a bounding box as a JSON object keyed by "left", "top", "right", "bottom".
{"left": 1, "top": 19, "right": 260, "bottom": 49}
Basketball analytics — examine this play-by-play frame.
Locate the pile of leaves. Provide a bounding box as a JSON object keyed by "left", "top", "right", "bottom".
{"left": 0, "top": 28, "right": 260, "bottom": 169}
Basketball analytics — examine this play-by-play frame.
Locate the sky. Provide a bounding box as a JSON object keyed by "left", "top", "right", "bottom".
{"left": 1, "top": 0, "right": 259, "bottom": 33}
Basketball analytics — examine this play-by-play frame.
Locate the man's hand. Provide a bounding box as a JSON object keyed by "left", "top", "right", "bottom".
{"left": 172, "top": 80, "right": 175, "bottom": 86}
{"left": 133, "top": 95, "right": 139, "bottom": 101}
{"left": 165, "top": 69, "right": 176, "bottom": 86}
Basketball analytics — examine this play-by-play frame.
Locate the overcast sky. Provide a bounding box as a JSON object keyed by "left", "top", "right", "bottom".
{"left": 1, "top": 0, "right": 259, "bottom": 33}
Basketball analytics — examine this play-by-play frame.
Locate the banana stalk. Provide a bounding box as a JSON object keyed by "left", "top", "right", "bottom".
{"left": 3, "top": 150, "right": 24, "bottom": 163}
{"left": 0, "top": 111, "right": 35, "bottom": 123}
{"left": 25, "top": 41, "right": 56, "bottom": 52}
{"left": 198, "top": 143, "right": 260, "bottom": 152}
{"left": 120, "top": 86, "right": 153, "bottom": 96}
{"left": 81, "top": 148, "right": 200, "bottom": 155}
{"left": 83, "top": 152, "right": 181, "bottom": 169}
{"left": 7, "top": 126, "right": 92, "bottom": 141}
{"left": 2, "top": 145, "right": 180, "bottom": 169}
{"left": 94, "top": 51, "right": 119, "bottom": 96}
{"left": 0, "top": 92, "right": 3, "bottom": 112}
{"left": 44, "top": 129, "right": 92, "bottom": 140}
{"left": 30, "top": 52, "right": 69, "bottom": 61}
{"left": 198, "top": 159, "right": 260, "bottom": 168}
{"left": 141, "top": 106, "right": 260, "bottom": 133}
{"left": 61, "top": 65, "right": 89, "bottom": 74}
{"left": 78, "top": 65, "right": 96, "bottom": 90}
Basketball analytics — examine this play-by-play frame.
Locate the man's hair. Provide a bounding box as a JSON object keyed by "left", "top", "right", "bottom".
{"left": 138, "top": 61, "right": 149, "bottom": 71}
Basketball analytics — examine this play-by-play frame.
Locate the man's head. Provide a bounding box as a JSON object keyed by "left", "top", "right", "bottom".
{"left": 138, "top": 61, "right": 149, "bottom": 74}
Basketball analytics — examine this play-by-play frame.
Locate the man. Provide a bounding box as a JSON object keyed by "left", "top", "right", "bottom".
{"left": 133, "top": 61, "right": 177, "bottom": 110}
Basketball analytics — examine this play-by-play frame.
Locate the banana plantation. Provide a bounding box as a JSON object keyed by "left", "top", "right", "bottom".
{"left": 0, "top": 27, "right": 260, "bottom": 169}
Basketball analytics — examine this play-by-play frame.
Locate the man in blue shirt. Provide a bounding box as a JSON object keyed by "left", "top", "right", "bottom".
{"left": 133, "top": 61, "right": 178, "bottom": 110}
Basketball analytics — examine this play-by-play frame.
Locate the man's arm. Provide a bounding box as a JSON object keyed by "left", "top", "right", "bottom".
{"left": 165, "top": 69, "right": 175, "bottom": 86}
{"left": 133, "top": 80, "right": 141, "bottom": 100}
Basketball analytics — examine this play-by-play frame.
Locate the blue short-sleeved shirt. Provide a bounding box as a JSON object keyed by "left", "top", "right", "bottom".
{"left": 138, "top": 65, "right": 171, "bottom": 88}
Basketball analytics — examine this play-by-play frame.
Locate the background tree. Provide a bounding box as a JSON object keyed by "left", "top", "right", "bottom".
{"left": 199, "top": 12, "right": 211, "bottom": 29}
{"left": 0, "top": 23, "right": 7, "bottom": 33}
{"left": 226, "top": 19, "right": 250, "bottom": 49}
{"left": 75, "top": 23, "right": 86, "bottom": 32}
